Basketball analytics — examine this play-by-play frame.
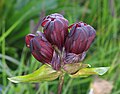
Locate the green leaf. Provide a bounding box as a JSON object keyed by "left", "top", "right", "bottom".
{"left": 8, "top": 64, "right": 61, "bottom": 83}
{"left": 63, "top": 63, "right": 91, "bottom": 74}
{"left": 69, "top": 67, "right": 110, "bottom": 78}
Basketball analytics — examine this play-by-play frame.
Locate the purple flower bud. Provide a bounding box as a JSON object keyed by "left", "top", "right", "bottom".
{"left": 41, "top": 13, "right": 69, "bottom": 49}
{"left": 64, "top": 22, "right": 96, "bottom": 63}
{"left": 65, "top": 22, "right": 96, "bottom": 54}
{"left": 25, "top": 32, "right": 54, "bottom": 64}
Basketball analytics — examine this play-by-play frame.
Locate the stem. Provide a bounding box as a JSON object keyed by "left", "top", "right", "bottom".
{"left": 53, "top": 45, "right": 65, "bottom": 94}
{"left": 53, "top": 45, "right": 64, "bottom": 66}
{"left": 53, "top": 45, "right": 62, "bottom": 57}
{"left": 57, "top": 74, "right": 64, "bottom": 94}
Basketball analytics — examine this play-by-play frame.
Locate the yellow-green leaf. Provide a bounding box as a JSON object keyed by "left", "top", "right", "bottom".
{"left": 63, "top": 63, "right": 91, "bottom": 74}
{"left": 8, "top": 64, "right": 61, "bottom": 83}
{"left": 69, "top": 67, "right": 110, "bottom": 78}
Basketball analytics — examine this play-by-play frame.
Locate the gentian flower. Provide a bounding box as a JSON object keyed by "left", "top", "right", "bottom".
{"left": 25, "top": 14, "right": 96, "bottom": 70}
{"left": 64, "top": 22, "right": 96, "bottom": 64}
{"left": 25, "top": 32, "right": 54, "bottom": 64}
{"left": 41, "top": 13, "right": 68, "bottom": 49}
{"left": 9, "top": 14, "right": 109, "bottom": 94}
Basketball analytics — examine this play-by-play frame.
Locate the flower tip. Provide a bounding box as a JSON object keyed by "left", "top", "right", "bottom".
{"left": 41, "top": 19, "right": 49, "bottom": 27}
{"left": 26, "top": 44, "right": 30, "bottom": 48}
{"left": 68, "top": 24, "right": 74, "bottom": 29}
{"left": 25, "top": 34, "right": 35, "bottom": 48}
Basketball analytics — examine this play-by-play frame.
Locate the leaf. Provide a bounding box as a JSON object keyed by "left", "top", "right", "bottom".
{"left": 69, "top": 67, "right": 110, "bottom": 78}
{"left": 63, "top": 63, "right": 91, "bottom": 74}
{"left": 8, "top": 64, "right": 61, "bottom": 83}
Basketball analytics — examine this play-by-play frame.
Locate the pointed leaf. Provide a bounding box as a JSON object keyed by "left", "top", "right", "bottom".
{"left": 8, "top": 64, "right": 61, "bottom": 83}
{"left": 69, "top": 67, "right": 110, "bottom": 78}
{"left": 63, "top": 63, "right": 91, "bottom": 74}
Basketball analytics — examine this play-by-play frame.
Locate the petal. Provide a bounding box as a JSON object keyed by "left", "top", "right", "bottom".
{"left": 30, "top": 38, "right": 41, "bottom": 52}
{"left": 41, "top": 19, "right": 49, "bottom": 27}
{"left": 54, "top": 19, "right": 64, "bottom": 32}
{"left": 25, "top": 34, "right": 35, "bottom": 48}
{"left": 68, "top": 25, "right": 76, "bottom": 37}
{"left": 51, "top": 51, "right": 61, "bottom": 70}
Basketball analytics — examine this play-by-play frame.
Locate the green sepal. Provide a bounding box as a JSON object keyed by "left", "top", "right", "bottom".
{"left": 69, "top": 67, "right": 110, "bottom": 78}
{"left": 8, "top": 64, "right": 61, "bottom": 83}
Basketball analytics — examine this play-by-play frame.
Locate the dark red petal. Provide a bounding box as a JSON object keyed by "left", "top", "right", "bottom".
{"left": 44, "top": 21, "right": 50, "bottom": 30}
{"left": 51, "top": 51, "right": 61, "bottom": 70}
{"left": 25, "top": 34, "right": 35, "bottom": 48}
{"left": 84, "top": 26, "right": 96, "bottom": 51}
{"left": 47, "top": 21, "right": 54, "bottom": 33}
{"left": 41, "top": 19, "right": 49, "bottom": 27}
{"left": 32, "top": 51, "right": 50, "bottom": 64}
{"left": 54, "top": 19, "right": 64, "bottom": 32}
{"left": 68, "top": 24, "right": 74, "bottom": 29}
{"left": 72, "top": 28, "right": 80, "bottom": 41}
{"left": 64, "top": 52, "right": 86, "bottom": 64}
{"left": 30, "top": 39, "right": 41, "bottom": 52}
{"left": 68, "top": 25, "right": 76, "bottom": 37}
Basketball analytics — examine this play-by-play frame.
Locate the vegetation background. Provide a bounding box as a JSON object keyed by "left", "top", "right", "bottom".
{"left": 0, "top": 0, "right": 120, "bottom": 94}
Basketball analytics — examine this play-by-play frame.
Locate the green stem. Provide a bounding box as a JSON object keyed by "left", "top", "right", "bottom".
{"left": 57, "top": 74, "right": 64, "bottom": 94}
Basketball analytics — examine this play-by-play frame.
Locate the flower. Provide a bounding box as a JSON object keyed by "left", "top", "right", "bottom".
{"left": 64, "top": 22, "right": 96, "bottom": 63}
{"left": 41, "top": 13, "right": 68, "bottom": 49}
{"left": 25, "top": 32, "right": 54, "bottom": 64}
{"left": 25, "top": 14, "right": 96, "bottom": 70}
{"left": 9, "top": 13, "right": 109, "bottom": 86}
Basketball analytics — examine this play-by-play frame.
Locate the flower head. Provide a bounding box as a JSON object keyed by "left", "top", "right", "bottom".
{"left": 25, "top": 14, "right": 96, "bottom": 70}
{"left": 41, "top": 13, "right": 68, "bottom": 49}
{"left": 9, "top": 13, "right": 109, "bottom": 87}
{"left": 65, "top": 22, "right": 96, "bottom": 54}
{"left": 64, "top": 22, "right": 96, "bottom": 63}
{"left": 25, "top": 32, "right": 54, "bottom": 64}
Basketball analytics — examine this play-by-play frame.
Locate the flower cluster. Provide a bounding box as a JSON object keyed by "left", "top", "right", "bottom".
{"left": 25, "top": 13, "right": 96, "bottom": 70}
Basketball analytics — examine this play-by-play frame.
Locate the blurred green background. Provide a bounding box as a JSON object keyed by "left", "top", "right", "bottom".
{"left": 0, "top": 0, "right": 120, "bottom": 94}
